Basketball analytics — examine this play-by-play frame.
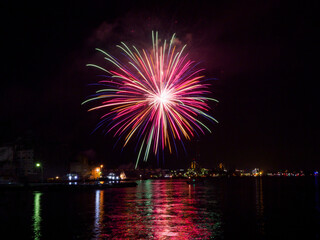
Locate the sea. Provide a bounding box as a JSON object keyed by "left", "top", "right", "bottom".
{"left": 0, "top": 177, "right": 319, "bottom": 239}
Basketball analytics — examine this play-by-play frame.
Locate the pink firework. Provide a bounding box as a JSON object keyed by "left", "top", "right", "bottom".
{"left": 83, "top": 31, "right": 218, "bottom": 168}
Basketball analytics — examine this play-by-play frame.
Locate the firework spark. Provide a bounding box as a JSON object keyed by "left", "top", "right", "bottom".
{"left": 83, "top": 31, "right": 218, "bottom": 168}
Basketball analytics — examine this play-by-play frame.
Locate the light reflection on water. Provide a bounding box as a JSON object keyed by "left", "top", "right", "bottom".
{"left": 315, "top": 176, "right": 319, "bottom": 212}
{"left": 33, "top": 192, "right": 42, "bottom": 240}
{"left": 93, "top": 190, "right": 104, "bottom": 238}
{"left": 23, "top": 178, "right": 319, "bottom": 239}
{"left": 255, "top": 177, "right": 265, "bottom": 237}
{"left": 95, "top": 180, "right": 222, "bottom": 239}
{"left": 315, "top": 177, "right": 320, "bottom": 240}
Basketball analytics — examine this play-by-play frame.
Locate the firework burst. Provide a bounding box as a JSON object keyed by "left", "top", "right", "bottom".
{"left": 83, "top": 31, "right": 218, "bottom": 168}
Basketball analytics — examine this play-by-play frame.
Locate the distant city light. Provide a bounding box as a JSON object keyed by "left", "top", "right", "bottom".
{"left": 120, "top": 171, "right": 126, "bottom": 180}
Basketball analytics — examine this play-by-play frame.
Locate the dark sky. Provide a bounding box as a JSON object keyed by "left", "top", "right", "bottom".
{"left": 1, "top": 0, "right": 318, "bottom": 173}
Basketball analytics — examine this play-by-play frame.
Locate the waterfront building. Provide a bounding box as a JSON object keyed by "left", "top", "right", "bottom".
{"left": 0, "top": 137, "right": 41, "bottom": 182}
{"left": 16, "top": 149, "right": 36, "bottom": 176}
{"left": 69, "top": 153, "right": 91, "bottom": 179}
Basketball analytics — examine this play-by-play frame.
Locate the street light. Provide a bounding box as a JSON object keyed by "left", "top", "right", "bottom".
{"left": 100, "top": 165, "right": 104, "bottom": 178}
{"left": 35, "top": 162, "right": 43, "bottom": 183}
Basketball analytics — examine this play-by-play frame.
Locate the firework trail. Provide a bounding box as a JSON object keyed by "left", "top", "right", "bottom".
{"left": 83, "top": 31, "right": 218, "bottom": 168}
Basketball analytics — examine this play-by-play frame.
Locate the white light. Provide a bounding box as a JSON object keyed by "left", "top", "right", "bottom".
{"left": 74, "top": 176, "right": 78, "bottom": 180}
{"left": 156, "top": 90, "right": 170, "bottom": 105}
{"left": 68, "top": 176, "right": 72, "bottom": 180}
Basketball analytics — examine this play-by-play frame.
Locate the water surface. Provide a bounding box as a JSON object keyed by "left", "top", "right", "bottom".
{"left": 0, "top": 178, "right": 319, "bottom": 239}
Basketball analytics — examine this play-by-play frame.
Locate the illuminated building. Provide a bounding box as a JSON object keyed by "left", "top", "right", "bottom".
{"left": 191, "top": 160, "right": 198, "bottom": 169}
{"left": 218, "top": 163, "right": 224, "bottom": 171}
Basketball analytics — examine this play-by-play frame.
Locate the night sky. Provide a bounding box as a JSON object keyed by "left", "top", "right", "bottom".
{"left": 1, "top": 1, "right": 318, "bottom": 174}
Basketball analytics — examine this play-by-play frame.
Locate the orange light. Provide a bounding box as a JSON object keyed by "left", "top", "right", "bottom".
{"left": 100, "top": 165, "right": 103, "bottom": 168}
{"left": 96, "top": 167, "right": 100, "bottom": 172}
